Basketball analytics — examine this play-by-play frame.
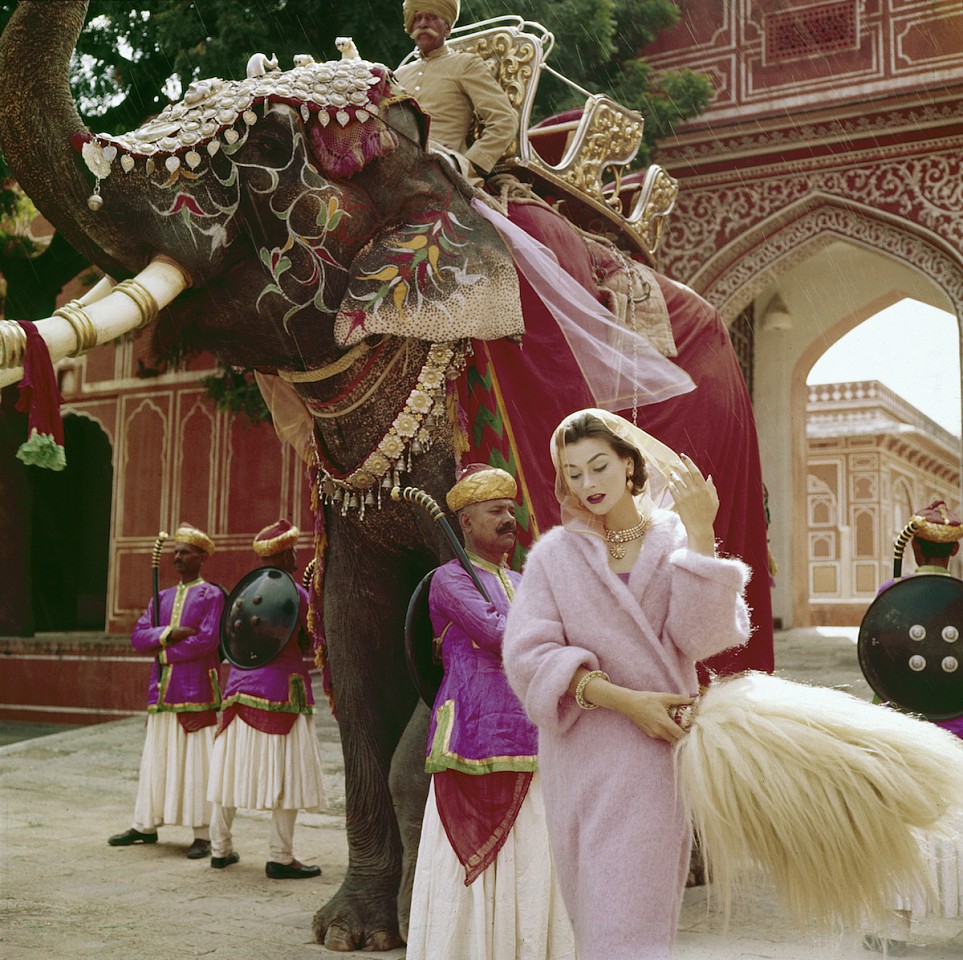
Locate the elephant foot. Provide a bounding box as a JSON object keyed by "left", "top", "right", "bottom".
{"left": 312, "top": 888, "right": 403, "bottom": 952}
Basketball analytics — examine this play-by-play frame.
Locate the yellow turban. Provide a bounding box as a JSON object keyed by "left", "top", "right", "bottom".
{"left": 403, "top": 0, "right": 459, "bottom": 34}
{"left": 446, "top": 464, "right": 517, "bottom": 513}
{"left": 173, "top": 523, "right": 215, "bottom": 556}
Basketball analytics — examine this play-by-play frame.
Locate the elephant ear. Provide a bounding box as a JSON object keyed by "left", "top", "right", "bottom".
{"left": 333, "top": 203, "right": 523, "bottom": 347}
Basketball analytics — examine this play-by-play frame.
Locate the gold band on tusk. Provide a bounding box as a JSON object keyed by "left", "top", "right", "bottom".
{"left": 54, "top": 300, "right": 100, "bottom": 356}
{"left": 0, "top": 319, "right": 28, "bottom": 369}
{"left": 113, "top": 278, "right": 160, "bottom": 329}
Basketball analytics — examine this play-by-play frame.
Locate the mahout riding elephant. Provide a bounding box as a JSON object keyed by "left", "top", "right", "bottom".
{"left": 0, "top": 1, "right": 773, "bottom": 950}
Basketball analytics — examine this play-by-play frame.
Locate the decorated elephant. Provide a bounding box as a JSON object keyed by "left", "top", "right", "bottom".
{"left": 0, "top": 1, "right": 773, "bottom": 950}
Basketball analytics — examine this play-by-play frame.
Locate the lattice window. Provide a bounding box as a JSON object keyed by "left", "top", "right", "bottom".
{"left": 728, "top": 304, "right": 755, "bottom": 399}
{"left": 764, "top": 1, "right": 859, "bottom": 64}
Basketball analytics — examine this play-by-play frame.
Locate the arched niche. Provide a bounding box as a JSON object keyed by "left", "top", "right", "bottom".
{"left": 29, "top": 412, "right": 113, "bottom": 631}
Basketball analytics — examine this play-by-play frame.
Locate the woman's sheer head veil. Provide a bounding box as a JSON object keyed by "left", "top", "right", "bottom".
{"left": 551, "top": 408, "right": 687, "bottom": 538}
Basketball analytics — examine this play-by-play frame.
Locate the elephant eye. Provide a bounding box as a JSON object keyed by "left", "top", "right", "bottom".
{"left": 250, "top": 132, "right": 291, "bottom": 164}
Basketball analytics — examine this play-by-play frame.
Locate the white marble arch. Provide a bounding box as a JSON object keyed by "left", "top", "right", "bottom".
{"left": 690, "top": 198, "right": 962, "bottom": 627}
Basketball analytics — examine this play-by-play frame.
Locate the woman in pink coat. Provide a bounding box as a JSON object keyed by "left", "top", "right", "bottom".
{"left": 503, "top": 408, "right": 751, "bottom": 960}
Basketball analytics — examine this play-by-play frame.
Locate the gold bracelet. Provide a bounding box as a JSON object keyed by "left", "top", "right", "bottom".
{"left": 574, "top": 669, "right": 609, "bottom": 710}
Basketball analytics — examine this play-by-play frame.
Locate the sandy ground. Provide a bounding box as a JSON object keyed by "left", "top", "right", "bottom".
{"left": 1, "top": 627, "right": 960, "bottom": 960}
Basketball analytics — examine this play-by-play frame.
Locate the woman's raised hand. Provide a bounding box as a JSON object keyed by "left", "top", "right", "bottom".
{"left": 667, "top": 454, "right": 718, "bottom": 556}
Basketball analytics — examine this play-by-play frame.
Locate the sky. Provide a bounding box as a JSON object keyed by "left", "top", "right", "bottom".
{"left": 807, "top": 299, "right": 962, "bottom": 439}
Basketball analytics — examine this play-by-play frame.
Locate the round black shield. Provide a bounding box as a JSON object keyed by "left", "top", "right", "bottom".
{"left": 405, "top": 570, "right": 444, "bottom": 708}
{"left": 220, "top": 566, "right": 299, "bottom": 669}
{"left": 857, "top": 574, "right": 963, "bottom": 720}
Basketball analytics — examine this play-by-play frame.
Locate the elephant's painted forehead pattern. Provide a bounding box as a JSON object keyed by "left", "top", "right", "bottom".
{"left": 73, "top": 59, "right": 409, "bottom": 180}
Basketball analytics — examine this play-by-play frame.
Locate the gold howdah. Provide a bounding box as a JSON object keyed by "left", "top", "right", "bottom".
{"left": 443, "top": 16, "right": 679, "bottom": 260}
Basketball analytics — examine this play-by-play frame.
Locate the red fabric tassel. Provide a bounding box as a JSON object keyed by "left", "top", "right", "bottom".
{"left": 14, "top": 320, "right": 66, "bottom": 471}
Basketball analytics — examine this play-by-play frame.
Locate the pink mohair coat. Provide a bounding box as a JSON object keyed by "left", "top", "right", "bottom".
{"left": 503, "top": 509, "right": 751, "bottom": 960}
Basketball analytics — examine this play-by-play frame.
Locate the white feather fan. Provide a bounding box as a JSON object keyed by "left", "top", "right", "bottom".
{"left": 675, "top": 671, "right": 963, "bottom": 931}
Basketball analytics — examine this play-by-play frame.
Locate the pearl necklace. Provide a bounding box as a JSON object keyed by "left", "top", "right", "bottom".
{"left": 603, "top": 516, "right": 649, "bottom": 560}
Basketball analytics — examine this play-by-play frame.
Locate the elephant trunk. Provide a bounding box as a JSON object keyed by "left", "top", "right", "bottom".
{"left": 0, "top": 0, "right": 146, "bottom": 279}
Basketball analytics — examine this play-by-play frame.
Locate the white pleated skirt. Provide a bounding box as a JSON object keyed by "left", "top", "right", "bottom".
{"left": 133, "top": 711, "right": 214, "bottom": 830}
{"left": 406, "top": 770, "right": 577, "bottom": 960}
{"left": 207, "top": 713, "right": 325, "bottom": 811}
{"left": 895, "top": 827, "right": 963, "bottom": 919}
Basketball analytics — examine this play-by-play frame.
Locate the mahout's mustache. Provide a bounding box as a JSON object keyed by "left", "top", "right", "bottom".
{"left": 412, "top": 27, "right": 442, "bottom": 38}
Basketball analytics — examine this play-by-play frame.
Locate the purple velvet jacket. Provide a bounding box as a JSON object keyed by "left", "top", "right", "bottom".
{"left": 221, "top": 584, "right": 315, "bottom": 714}
{"left": 131, "top": 579, "right": 224, "bottom": 712}
{"left": 426, "top": 556, "right": 537, "bottom": 774}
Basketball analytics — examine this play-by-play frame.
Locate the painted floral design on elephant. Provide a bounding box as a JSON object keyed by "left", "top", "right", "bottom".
{"left": 351, "top": 209, "right": 480, "bottom": 324}
{"left": 234, "top": 119, "right": 353, "bottom": 331}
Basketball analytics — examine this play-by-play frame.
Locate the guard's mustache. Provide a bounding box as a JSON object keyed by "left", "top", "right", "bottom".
{"left": 497, "top": 522, "right": 516, "bottom": 535}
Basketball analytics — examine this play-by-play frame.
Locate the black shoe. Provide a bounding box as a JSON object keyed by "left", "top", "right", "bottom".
{"left": 186, "top": 839, "right": 211, "bottom": 859}
{"left": 265, "top": 859, "right": 321, "bottom": 879}
{"left": 108, "top": 828, "right": 158, "bottom": 846}
{"left": 210, "top": 851, "right": 240, "bottom": 869}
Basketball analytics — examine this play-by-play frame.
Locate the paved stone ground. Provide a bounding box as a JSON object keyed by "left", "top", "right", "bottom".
{"left": 1, "top": 628, "right": 960, "bottom": 959}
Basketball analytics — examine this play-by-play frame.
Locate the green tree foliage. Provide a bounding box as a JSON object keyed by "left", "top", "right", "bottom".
{"left": 2, "top": 0, "right": 710, "bottom": 145}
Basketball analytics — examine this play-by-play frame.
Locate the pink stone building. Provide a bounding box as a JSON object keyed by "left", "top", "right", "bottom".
{"left": 805, "top": 380, "right": 961, "bottom": 625}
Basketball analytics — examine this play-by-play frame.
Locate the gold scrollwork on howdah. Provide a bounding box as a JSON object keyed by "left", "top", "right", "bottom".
{"left": 546, "top": 98, "right": 644, "bottom": 211}
{"left": 447, "top": 18, "right": 678, "bottom": 257}
{"left": 465, "top": 33, "right": 537, "bottom": 110}
{"left": 631, "top": 166, "right": 679, "bottom": 256}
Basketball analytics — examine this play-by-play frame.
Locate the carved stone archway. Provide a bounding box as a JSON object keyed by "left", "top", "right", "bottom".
{"left": 688, "top": 196, "right": 963, "bottom": 327}
{"left": 662, "top": 185, "right": 962, "bottom": 627}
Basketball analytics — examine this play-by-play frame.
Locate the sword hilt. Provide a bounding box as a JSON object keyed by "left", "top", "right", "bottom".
{"left": 391, "top": 485, "right": 445, "bottom": 522}
{"left": 391, "top": 485, "right": 491, "bottom": 603}
{"left": 151, "top": 531, "right": 169, "bottom": 569}
{"left": 302, "top": 556, "right": 317, "bottom": 591}
{"left": 893, "top": 520, "right": 919, "bottom": 579}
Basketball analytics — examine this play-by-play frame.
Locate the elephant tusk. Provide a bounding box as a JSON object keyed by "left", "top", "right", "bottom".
{"left": 0, "top": 255, "right": 191, "bottom": 388}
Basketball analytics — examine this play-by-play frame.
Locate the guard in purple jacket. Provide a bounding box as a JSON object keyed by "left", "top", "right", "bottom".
{"left": 108, "top": 523, "right": 224, "bottom": 859}
{"left": 406, "top": 465, "right": 574, "bottom": 960}
{"left": 207, "top": 520, "right": 325, "bottom": 879}
{"left": 864, "top": 500, "right": 963, "bottom": 954}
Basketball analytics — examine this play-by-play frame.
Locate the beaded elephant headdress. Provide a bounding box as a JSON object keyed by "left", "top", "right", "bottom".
{"left": 73, "top": 57, "right": 419, "bottom": 189}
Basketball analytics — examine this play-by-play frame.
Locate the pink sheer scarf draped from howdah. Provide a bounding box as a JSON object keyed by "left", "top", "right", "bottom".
{"left": 471, "top": 198, "right": 694, "bottom": 411}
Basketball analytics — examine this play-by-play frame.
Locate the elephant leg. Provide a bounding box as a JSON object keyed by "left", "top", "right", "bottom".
{"left": 389, "top": 700, "right": 430, "bottom": 941}
{"left": 312, "top": 540, "right": 424, "bottom": 952}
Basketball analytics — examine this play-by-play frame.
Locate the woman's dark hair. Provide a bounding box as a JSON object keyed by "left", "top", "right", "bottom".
{"left": 560, "top": 412, "right": 647, "bottom": 495}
